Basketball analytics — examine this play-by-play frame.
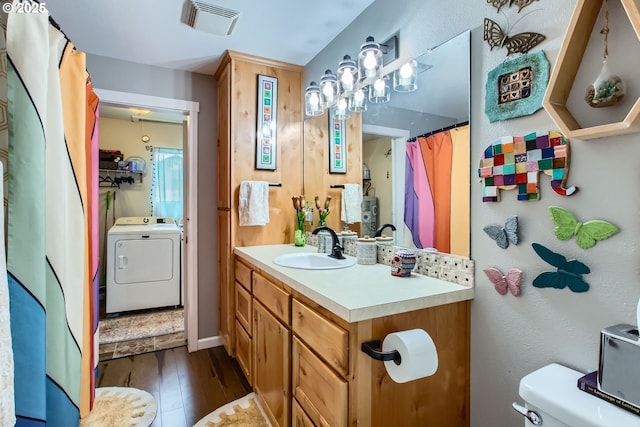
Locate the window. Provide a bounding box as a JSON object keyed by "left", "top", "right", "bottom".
{"left": 151, "top": 147, "right": 183, "bottom": 222}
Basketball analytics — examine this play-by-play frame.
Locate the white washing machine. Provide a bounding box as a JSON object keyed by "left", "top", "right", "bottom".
{"left": 106, "top": 216, "right": 181, "bottom": 314}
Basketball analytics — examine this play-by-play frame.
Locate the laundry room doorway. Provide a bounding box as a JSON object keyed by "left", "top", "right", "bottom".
{"left": 95, "top": 89, "right": 200, "bottom": 355}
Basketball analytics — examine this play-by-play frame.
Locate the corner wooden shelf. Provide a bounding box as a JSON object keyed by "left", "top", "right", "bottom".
{"left": 543, "top": 0, "right": 640, "bottom": 140}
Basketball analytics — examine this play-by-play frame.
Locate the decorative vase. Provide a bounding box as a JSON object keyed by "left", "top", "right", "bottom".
{"left": 294, "top": 229, "right": 306, "bottom": 247}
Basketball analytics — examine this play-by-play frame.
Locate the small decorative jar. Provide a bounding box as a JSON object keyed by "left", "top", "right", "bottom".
{"left": 356, "top": 236, "right": 377, "bottom": 265}
{"left": 375, "top": 234, "right": 394, "bottom": 246}
{"left": 390, "top": 250, "right": 416, "bottom": 277}
{"left": 316, "top": 230, "right": 332, "bottom": 254}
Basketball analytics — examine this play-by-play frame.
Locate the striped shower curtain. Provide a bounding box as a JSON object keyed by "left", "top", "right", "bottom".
{"left": 404, "top": 125, "right": 470, "bottom": 255}
{"left": 6, "top": 5, "right": 98, "bottom": 426}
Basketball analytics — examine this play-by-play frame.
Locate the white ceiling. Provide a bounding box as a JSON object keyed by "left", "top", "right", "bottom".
{"left": 46, "top": 0, "right": 375, "bottom": 76}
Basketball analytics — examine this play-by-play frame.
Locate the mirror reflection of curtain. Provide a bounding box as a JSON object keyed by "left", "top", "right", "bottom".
{"left": 404, "top": 124, "right": 470, "bottom": 254}
{"left": 151, "top": 147, "right": 183, "bottom": 222}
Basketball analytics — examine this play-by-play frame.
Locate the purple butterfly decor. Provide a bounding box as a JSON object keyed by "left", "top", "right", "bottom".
{"left": 483, "top": 267, "right": 523, "bottom": 296}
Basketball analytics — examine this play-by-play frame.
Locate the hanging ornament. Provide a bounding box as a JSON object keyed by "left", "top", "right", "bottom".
{"left": 585, "top": 0, "right": 625, "bottom": 108}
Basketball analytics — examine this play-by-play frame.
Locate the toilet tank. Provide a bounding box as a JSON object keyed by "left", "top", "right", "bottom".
{"left": 519, "top": 363, "right": 640, "bottom": 427}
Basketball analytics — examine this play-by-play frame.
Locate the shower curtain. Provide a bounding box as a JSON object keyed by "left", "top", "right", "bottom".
{"left": 404, "top": 125, "right": 470, "bottom": 254}
{"left": 6, "top": 6, "right": 98, "bottom": 426}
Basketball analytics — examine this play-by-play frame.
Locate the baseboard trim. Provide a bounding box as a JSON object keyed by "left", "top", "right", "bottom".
{"left": 196, "top": 335, "right": 224, "bottom": 350}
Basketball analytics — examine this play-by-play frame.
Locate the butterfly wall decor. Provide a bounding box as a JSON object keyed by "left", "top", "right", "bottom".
{"left": 483, "top": 18, "right": 546, "bottom": 56}
{"left": 486, "top": 0, "right": 540, "bottom": 13}
{"left": 483, "top": 215, "right": 519, "bottom": 249}
{"left": 484, "top": 267, "right": 523, "bottom": 296}
{"left": 549, "top": 206, "right": 620, "bottom": 250}
{"left": 531, "top": 243, "right": 590, "bottom": 293}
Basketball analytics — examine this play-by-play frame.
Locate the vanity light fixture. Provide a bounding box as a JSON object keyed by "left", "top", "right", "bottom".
{"left": 319, "top": 69, "right": 339, "bottom": 108}
{"left": 304, "top": 81, "right": 324, "bottom": 117}
{"left": 337, "top": 54, "right": 358, "bottom": 96}
{"left": 393, "top": 59, "right": 418, "bottom": 93}
{"left": 349, "top": 87, "right": 368, "bottom": 112}
{"left": 358, "top": 36, "right": 383, "bottom": 82}
{"left": 369, "top": 75, "right": 390, "bottom": 104}
{"left": 303, "top": 32, "right": 401, "bottom": 118}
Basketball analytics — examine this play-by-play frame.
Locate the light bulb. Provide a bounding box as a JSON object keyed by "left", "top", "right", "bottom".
{"left": 309, "top": 92, "right": 319, "bottom": 107}
{"left": 399, "top": 62, "right": 414, "bottom": 79}
{"left": 337, "top": 98, "right": 348, "bottom": 111}
{"left": 341, "top": 68, "right": 354, "bottom": 86}
{"left": 363, "top": 51, "right": 377, "bottom": 70}
{"left": 322, "top": 83, "right": 333, "bottom": 97}
{"left": 373, "top": 78, "right": 386, "bottom": 92}
{"left": 354, "top": 89, "right": 365, "bottom": 102}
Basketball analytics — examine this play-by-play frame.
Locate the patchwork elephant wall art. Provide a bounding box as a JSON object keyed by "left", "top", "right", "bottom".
{"left": 478, "top": 131, "right": 578, "bottom": 202}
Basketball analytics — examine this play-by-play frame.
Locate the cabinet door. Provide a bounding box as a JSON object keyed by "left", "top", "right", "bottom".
{"left": 216, "top": 61, "right": 231, "bottom": 208}
{"left": 292, "top": 337, "right": 347, "bottom": 427}
{"left": 253, "top": 300, "right": 290, "bottom": 427}
{"left": 217, "top": 209, "right": 234, "bottom": 353}
{"left": 235, "top": 319, "right": 252, "bottom": 385}
{"left": 292, "top": 399, "right": 316, "bottom": 427}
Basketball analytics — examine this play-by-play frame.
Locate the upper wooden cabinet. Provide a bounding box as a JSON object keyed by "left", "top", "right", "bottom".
{"left": 215, "top": 51, "right": 303, "bottom": 352}
{"left": 543, "top": 0, "right": 640, "bottom": 140}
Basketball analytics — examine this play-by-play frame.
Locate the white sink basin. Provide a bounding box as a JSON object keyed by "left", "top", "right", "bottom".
{"left": 273, "top": 252, "right": 355, "bottom": 270}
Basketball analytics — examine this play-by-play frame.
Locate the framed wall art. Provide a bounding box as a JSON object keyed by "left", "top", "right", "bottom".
{"left": 485, "top": 50, "right": 549, "bottom": 122}
{"left": 256, "top": 75, "right": 278, "bottom": 170}
{"left": 328, "top": 111, "right": 347, "bottom": 173}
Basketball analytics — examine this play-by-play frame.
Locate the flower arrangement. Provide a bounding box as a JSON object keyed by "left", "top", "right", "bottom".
{"left": 292, "top": 195, "right": 309, "bottom": 246}
{"left": 315, "top": 195, "right": 332, "bottom": 226}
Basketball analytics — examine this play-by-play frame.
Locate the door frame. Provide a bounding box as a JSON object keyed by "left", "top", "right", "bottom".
{"left": 362, "top": 123, "right": 410, "bottom": 246}
{"left": 95, "top": 88, "right": 200, "bottom": 352}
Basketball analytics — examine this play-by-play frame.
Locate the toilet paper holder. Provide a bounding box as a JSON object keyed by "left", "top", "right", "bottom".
{"left": 361, "top": 340, "right": 401, "bottom": 365}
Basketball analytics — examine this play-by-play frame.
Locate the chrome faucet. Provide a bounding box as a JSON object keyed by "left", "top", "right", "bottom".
{"left": 312, "top": 226, "right": 345, "bottom": 259}
{"left": 374, "top": 223, "right": 397, "bottom": 237}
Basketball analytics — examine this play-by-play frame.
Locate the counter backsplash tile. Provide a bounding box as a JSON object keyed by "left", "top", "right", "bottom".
{"left": 305, "top": 232, "right": 474, "bottom": 288}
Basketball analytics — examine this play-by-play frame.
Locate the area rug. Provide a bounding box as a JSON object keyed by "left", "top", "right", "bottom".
{"left": 99, "top": 307, "right": 184, "bottom": 344}
{"left": 193, "top": 392, "right": 272, "bottom": 427}
{"left": 80, "top": 387, "right": 157, "bottom": 427}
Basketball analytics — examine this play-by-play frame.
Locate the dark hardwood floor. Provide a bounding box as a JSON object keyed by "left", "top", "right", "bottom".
{"left": 97, "top": 345, "right": 252, "bottom": 427}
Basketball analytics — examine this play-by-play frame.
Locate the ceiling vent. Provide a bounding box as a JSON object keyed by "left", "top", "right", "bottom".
{"left": 185, "top": 1, "right": 240, "bottom": 36}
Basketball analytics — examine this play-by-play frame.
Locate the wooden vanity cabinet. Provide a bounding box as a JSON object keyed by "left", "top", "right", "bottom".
{"left": 234, "top": 256, "right": 471, "bottom": 427}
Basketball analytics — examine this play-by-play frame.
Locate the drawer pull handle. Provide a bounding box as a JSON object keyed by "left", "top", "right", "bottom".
{"left": 361, "top": 340, "right": 401, "bottom": 365}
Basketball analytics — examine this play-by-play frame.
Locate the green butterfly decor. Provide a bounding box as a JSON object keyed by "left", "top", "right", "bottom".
{"left": 549, "top": 206, "right": 620, "bottom": 249}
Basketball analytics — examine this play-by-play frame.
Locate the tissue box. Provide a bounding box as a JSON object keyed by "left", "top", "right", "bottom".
{"left": 598, "top": 323, "right": 640, "bottom": 407}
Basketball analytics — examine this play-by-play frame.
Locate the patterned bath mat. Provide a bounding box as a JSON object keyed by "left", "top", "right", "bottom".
{"left": 80, "top": 387, "right": 157, "bottom": 427}
{"left": 193, "top": 392, "right": 272, "bottom": 427}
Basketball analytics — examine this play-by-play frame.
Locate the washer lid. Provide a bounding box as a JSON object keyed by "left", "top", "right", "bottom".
{"left": 519, "top": 363, "right": 637, "bottom": 427}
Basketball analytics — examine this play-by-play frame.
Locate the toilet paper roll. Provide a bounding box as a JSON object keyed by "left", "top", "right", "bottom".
{"left": 382, "top": 328, "right": 438, "bottom": 383}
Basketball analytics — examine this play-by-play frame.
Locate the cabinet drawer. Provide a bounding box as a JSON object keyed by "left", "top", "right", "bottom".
{"left": 235, "top": 320, "right": 251, "bottom": 385}
{"left": 253, "top": 272, "right": 290, "bottom": 325}
{"left": 235, "top": 281, "right": 252, "bottom": 334}
{"left": 292, "top": 399, "right": 316, "bottom": 427}
{"left": 235, "top": 259, "right": 252, "bottom": 291}
{"left": 292, "top": 337, "right": 348, "bottom": 427}
{"left": 292, "top": 299, "right": 349, "bottom": 376}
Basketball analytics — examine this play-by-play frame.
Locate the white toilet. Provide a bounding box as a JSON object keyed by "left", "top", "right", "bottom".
{"left": 516, "top": 363, "right": 640, "bottom": 426}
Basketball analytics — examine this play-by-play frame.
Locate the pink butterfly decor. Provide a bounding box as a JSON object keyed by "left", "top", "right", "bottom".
{"left": 483, "top": 267, "right": 523, "bottom": 296}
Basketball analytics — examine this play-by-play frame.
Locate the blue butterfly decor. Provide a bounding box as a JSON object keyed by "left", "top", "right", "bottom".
{"left": 531, "top": 243, "right": 590, "bottom": 293}
{"left": 483, "top": 215, "right": 519, "bottom": 249}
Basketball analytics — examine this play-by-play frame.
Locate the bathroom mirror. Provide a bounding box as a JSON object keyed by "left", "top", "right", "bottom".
{"left": 303, "top": 30, "right": 470, "bottom": 257}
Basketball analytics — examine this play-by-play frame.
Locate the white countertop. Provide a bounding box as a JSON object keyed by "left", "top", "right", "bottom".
{"left": 234, "top": 244, "right": 474, "bottom": 323}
